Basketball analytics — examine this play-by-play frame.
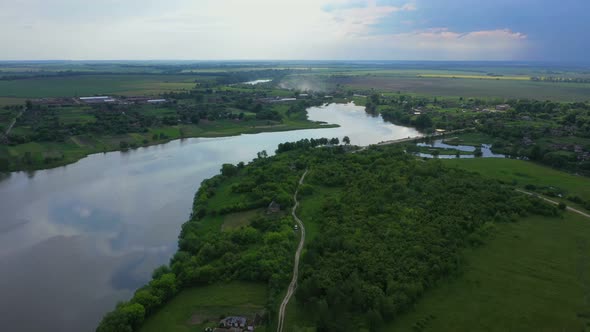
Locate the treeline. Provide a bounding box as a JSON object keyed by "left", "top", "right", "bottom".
{"left": 276, "top": 137, "right": 340, "bottom": 153}
{"left": 531, "top": 76, "right": 590, "bottom": 84}
{"left": 97, "top": 141, "right": 559, "bottom": 332}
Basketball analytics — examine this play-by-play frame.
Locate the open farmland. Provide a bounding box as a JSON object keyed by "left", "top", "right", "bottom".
{"left": 330, "top": 75, "right": 590, "bottom": 101}
{"left": 0, "top": 74, "right": 201, "bottom": 99}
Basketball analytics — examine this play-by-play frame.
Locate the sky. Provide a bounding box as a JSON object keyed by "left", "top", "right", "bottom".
{"left": 0, "top": 0, "right": 588, "bottom": 61}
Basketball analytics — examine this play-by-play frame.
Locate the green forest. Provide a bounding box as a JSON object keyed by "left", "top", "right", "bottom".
{"left": 97, "top": 140, "right": 560, "bottom": 332}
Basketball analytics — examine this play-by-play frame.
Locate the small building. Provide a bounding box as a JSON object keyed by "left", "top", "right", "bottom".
{"left": 147, "top": 99, "right": 167, "bottom": 104}
{"left": 220, "top": 316, "right": 247, "bottom": 329}
{"left": 495, "top": 104, "right": 511, "bottom": 111}
{"left": 267, "top": 201, "right": 281, "bottom": 214}
{"left": 79, "top": 96, "right": 115, "bottom": 103}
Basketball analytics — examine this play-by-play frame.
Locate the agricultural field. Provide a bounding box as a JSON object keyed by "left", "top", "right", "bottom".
{"left": 389, "top": 212, "right": 590, "bottom": 331}
{"left": 139, "top": 282, "right": 268, "bottom": 332}
{"left": 0, "top": 74, "right": 201, "bottom": 99}
{"left": 418, "top": 74, "right": 530, "bottom": 80}
{"left": 328, "top": 75, "right": 590, "bottom": 101}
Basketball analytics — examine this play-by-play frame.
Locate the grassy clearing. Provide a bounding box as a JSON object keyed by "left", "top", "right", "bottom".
{"left": 222, "top": 209, "right": 262, "bottom": 231}
{"left": 139, "top": 282, "right": 268, "bottom": 332}
{"left": 443, "top": 158, "right": 590, "bottom": 202}
{"left": 388, "top": 212, "right": 590, "bottom": 331}
{"left": 442, "top": 132, "right": 497, "bottom": 146}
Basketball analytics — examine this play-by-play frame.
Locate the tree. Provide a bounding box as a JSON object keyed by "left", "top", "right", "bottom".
{"left": 221, "top": 163, "right": 239, "bottom": 177}
{"left": 257, "top": 150, "right": 268, "bottom": 159}
{"left": 149, "top": 273, "right": 177, "bottom": 302}
{"left": 558, "top": 202, "right": 567, "bottom": 210}
{"left": 343, "top": 136, "right": 351, "bottom": 145}
{"left": 474, "top": 147, "right": 483, "bottom": 157}
{"left": 132, "top": 289, "right": 161, "bottom": 315}
{"left": 414, "top": 114, "right": 433, "bottom": 130}
{"left": 97, "top": 302, "right": 145, "bottom": 332}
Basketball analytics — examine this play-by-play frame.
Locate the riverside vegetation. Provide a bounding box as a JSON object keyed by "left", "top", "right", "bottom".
{"left": 97, "top": 140, "right": 561, "bottom": 332}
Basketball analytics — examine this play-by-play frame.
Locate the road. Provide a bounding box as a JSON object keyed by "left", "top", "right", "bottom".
{"left": 277, "top": 169, "right": 308, "bottom": 332}
{"left": 516, "top": 189, "right": 590, "bottom": 218}
{"left": 353, "top": 128, "right": 474, "bottom": 153}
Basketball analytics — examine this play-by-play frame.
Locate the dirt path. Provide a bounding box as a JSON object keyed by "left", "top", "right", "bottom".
{"left": 516, "top": 189, "right": 590, "bottom": 219}
{"left": 5, "top": 107, "right": 24, "bottom": 136}
{"left": 277, "top": 169, "right": 308, "bottom": 332}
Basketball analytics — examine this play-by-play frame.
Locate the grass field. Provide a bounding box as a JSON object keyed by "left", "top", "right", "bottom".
{"left": 222, "top": 209, "right": 262, "bottom": 231}
{"left": 139, "top": 282, "right": 268, "bottom": 332}
{"left": 442, "top": 132, "right": 497, "bottom": 147}
{"left": 443, "top": 158, "right": 590, "bottom": 203}
{"left": 0, "top": 75, "right": 199, "bottom": 99}
{"left": 389, "top": 212, "right": 590, "bottom": 331}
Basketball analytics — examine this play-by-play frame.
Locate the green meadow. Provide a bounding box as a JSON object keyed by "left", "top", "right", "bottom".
{"left": 389, "top": 212, "right": 590, "bottom": 331}
{"left": 443, "top": 158, "right": 590, "bottom": 203}
{"left": 139, "top": 282, "right": 268, "bottom": 332}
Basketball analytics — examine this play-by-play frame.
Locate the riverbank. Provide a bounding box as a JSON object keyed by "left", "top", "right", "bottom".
{"left": 0, "top": 118, "right": 338, "bottom": 172}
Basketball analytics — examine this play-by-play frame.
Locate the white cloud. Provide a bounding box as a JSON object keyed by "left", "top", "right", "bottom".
{"left": 0, "top": 0, "right": 528, "bottom": 60}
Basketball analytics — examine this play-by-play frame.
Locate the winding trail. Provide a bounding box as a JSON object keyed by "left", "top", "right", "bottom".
{"left": 4, "top": 107, "right": 24, "bottom": 136}
{"left": 516, "top": 189, "right": 590, "bottom": 219}
{"left": 277, "top": 169, "right": 308, "bottom": 332}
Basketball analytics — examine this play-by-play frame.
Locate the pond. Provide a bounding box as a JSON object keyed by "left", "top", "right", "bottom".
{"left": 416, "top": 139, "right": 506, "bottom": 159}
{"left": 0, "top": 103, "right": 420, "bottom": 332}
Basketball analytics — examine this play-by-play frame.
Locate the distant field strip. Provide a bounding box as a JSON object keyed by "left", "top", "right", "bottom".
{"left": 418, "top": 74, "right": 531, "bottom": 80}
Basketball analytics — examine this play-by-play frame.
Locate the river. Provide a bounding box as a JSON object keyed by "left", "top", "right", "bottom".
{"left": 0, "top": 103, "right": 420, "bottom": 332}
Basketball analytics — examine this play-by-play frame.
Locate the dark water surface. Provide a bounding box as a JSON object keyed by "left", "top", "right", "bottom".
{"left": 416, "top": 139, "right": 506, "bottom": 159}
{"left": 0, "top": 103, "right": 420, "bottom": 332}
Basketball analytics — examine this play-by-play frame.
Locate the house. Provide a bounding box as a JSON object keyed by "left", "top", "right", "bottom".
{"left": 267, "top": 201, "right": 281, "bottom": 214}
{"left": 220, "top": 316, "right": 246, "bottom": 328}
{"left": 495, "top": 104, "right": 511, "bottom": 111}
{"left": 79, "top": 96, "right": 116, "bottom": 104}
{"left": 147, "top": 99, "right": 167, "bottom": 104}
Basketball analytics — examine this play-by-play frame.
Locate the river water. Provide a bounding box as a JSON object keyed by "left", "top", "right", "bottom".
{"left": 0, "top": 103, "right": 420, "bottom": 332}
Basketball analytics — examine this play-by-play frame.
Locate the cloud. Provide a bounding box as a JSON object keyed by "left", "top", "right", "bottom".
{"left": 325, "top": 0, "right": 417, "bottom": 36}
{"left": 347, "top": 28, "right": 528, "bottom": 60}
{"left": 0, "top": 0, "right": 530, "bottom": 60}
